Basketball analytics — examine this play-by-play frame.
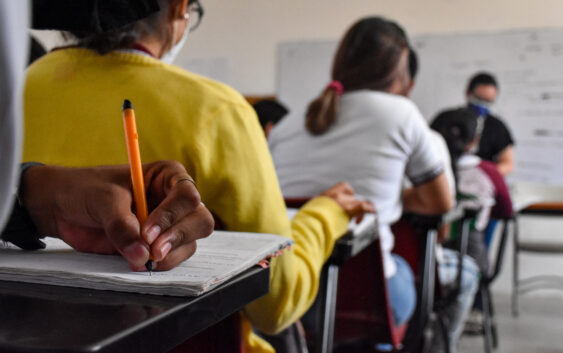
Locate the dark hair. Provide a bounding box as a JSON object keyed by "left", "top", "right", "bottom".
{"left": 253, "top": 99, "right": 289, "bottom": 129}
{"left": 68, "top": 0, "right": 171, "bottom": 55}
{"left": 305, "top": 17, "right": 409, "bottom": 135}
{"left": 467, "top": 72, "right": 498, "bottom": 94}
{"left": 28, "top": 36, "right": 47, "bottom": 66}
{"left": 433, "top": 107, "right": 480, "bottom": 180}
{"left": 408, "top": 46, "right": 418, "bottom": 80}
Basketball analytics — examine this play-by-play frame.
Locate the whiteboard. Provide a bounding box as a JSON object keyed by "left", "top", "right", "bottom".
{"left": 275, "top": 29, "right": 563, "bottom": 184}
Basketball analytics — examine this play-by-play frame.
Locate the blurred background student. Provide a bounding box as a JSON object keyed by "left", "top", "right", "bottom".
{"left": 253, "top": 99, "right": 289, "bottom": 138}
{"left": 23, "top": 0, "right": 374, "bottom": 351}
{"left": 270, "top": 16, "right": 452, "bottom": 330}
{"left": 436, "top": 107, "right": 514, "bottom": 275}
{"left": 432, "top": 72, "right": 515, "bottom": 176}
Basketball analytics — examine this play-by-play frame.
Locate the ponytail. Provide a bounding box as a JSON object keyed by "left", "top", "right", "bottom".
{"left": 305, "top": 81, "right": 344, "bottom": 135}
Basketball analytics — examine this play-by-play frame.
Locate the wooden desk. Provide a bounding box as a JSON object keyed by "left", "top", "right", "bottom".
{"left": 0, "top": 266, "right": 269, "bottom": 353}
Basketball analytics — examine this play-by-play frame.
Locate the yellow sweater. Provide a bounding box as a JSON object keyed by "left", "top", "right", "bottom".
{"left": 24, "top": 49, "right": 349, "bottom": 352}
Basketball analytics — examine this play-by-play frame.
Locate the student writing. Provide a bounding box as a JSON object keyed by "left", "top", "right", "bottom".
{"left": 23, "top": 1, "right": 374, "bottom": 351}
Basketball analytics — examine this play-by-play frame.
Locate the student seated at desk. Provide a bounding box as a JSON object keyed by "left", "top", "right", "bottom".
{"left": 269, "top": 16, "right": 452, "bottom": 327}
{"left": 23, "top": 0, "right": 374, "bottom": 351}
{"left": 0, "top": 2, "right": 212, "bottom": 272}
{"left": 434, "top": 107, "right": 513, "bottom": 275}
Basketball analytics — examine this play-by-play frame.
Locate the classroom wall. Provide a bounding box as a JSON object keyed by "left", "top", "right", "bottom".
{"left": 33, "top": 0, "right": 563, "bottom": 95}
{"left": 174, "top": 0, "right": 563, "bottom": 95}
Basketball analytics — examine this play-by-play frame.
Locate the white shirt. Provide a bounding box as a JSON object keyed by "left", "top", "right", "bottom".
{"left": 457, "top": 154, "right": 496, "bottom": 231}
{"left": 0, "top": 0, "right": 29, "bottom": 232}
{"left": 270, "top": 90, "right": 443, "bottom": 278}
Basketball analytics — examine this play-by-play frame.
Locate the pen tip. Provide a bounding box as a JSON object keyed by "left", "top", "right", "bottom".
{"left": 122, "top": 99, "right": 133, "bottom": 111}
{"left": 145, "top": 259, "right": 153, "bottom": 273}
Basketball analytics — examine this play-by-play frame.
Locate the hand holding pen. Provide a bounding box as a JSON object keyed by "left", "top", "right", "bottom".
{"left": 122, "top": 100, "right": 214, "bottom": 271}
{"left": 19, "top": 161, "right": 214, "bottom": 271}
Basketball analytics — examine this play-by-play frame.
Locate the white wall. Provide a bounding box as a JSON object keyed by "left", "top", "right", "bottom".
{"left": 33, "top": 0, "right": 563, "bottom": 95}
{"left": 175, "top": 0, "right": 563, "bottom": 95}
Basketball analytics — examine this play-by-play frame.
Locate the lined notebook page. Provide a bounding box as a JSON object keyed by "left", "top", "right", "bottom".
{"left": 0, "top": 231, "right": 292, "bottom": 296}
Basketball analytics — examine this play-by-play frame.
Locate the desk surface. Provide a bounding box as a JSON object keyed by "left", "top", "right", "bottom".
{"left": 0, "top": 266, "right": 269, "bottom": 353}
{"left": 331, "top": 221, "right": 379, "bottom": 267}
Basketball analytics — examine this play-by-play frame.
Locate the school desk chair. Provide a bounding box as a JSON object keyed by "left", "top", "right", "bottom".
{"left": 391, "top": 212, "right": 443, "bottom": 353}
{"left": 477, "top": 216, "right": 513, "bottom": 353}
{"left": 329, "top": 211, "right": 444, "bottom": 353}
{"left": 332, "top": 236, "right": 407, "bottom": 352}
{"left": 510, "top": 183, "right": 563, "bottom": 318}
{"left": 430, "top": 206, "right": 471, "bottom": 353}
{"left": 438, "top": 201, "right": 512, "bottom": 353}
{"left": 273, "top": 197, "right": 379, "bottom": 353}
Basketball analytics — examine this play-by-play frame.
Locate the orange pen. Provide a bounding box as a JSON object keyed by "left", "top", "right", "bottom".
{"left": 122, "top": 99, "right": 153, "bottom": 274}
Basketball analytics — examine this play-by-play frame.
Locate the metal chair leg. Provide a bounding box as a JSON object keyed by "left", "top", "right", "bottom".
{"left": 492, "top": 323, "right": 498, "bottom": 349}
{"left": 438, "top": 315, "right": 451, "bottom": 353}
{"left": 487, "top": 288, "right": 498, "bottom": 349}
{"left": 512, "top": 217, "right": 520, "bottom": 318}
{"left": 481, "top": 287, "right": 493, "bottom": 353}
{"left": 319, "top": 264, "right": 339, "bottom": 353}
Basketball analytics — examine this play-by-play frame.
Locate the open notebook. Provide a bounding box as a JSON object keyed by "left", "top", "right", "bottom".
{"left": 0, "top": 231, "right": 292, "bottom": 297}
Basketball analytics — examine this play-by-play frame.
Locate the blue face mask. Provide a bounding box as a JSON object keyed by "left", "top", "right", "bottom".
{"left": 468, "top": 95, "right": 493, "bottom": 116}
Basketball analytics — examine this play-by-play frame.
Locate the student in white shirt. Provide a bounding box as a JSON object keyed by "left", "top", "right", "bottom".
{"left": 270, "top": 16, "right": 452, "bottom": 326}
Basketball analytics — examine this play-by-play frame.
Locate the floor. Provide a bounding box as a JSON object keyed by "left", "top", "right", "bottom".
{"left": 458, "top": 291, "right": 563, "bottom": 353}
{"left": 455, "top": 215, "right": 563, "bottom": 353}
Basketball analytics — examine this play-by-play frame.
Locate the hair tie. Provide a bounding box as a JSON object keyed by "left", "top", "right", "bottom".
{"left": 327, "top": 80, "right": 344, "bottom": 96}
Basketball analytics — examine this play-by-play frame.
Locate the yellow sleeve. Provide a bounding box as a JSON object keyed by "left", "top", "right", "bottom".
{"left": 245, "top": 196, "right": 349, "bottom": 334}
{"left": 187, "top": 100, "right": 290, "bottom": 236}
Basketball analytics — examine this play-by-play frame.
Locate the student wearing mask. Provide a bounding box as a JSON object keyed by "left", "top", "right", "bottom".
{"left": 23, "top": 1, "right": 374, "bottom": 351}
{"left": 270, "top": 16, "right": 452, "bottom": 328}
{"left": 432, "top": 72, "right": 515, "bottom": 176}
{"left": 0, "top": 1, "right": 213, "bottom": 277}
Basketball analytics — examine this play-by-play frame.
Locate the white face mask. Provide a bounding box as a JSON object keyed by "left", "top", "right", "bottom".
{"left": 160, "top": 25, "right": 189, "bottom": 65}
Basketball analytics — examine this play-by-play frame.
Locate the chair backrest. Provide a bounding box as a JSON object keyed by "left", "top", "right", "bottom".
{"left": 334, "top": 237, "right": 407, "bottom": 349}
{"left": 334, "top": 213, "right": 440, "bottom": 351}
{"left": 391, "top": 214, "right": 439, "bottom": 352}
{"left": 284, "top": 197, "right": 311, "bottom": 209}
{"left": 485, "top": 216, "right": 512, "bottom": 283}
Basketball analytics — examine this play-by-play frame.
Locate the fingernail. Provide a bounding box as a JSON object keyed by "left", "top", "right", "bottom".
{"left": 159, "top": 242, "right": 172, "bottom": 259}
{"left": 123, "top": 242, "right": 149, "bottom": 265}
{"left": 146, "top": 225, "right": 161, "bottom": 244}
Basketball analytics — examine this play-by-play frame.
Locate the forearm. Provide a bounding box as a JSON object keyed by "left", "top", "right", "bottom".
{"left": 402, "top": 188, "right": 451, "bottom": 215}
{"left": 402, "top": 173, "right": 452, "bottom": 215}
{"left": 496, "top": 146, "right": 514, "bottom": 176}
{"left": 244, "top": 196, "right": 349, "bottom": 334}
{"left": 496, "top": 160, "right": 513, "bottom": 176}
